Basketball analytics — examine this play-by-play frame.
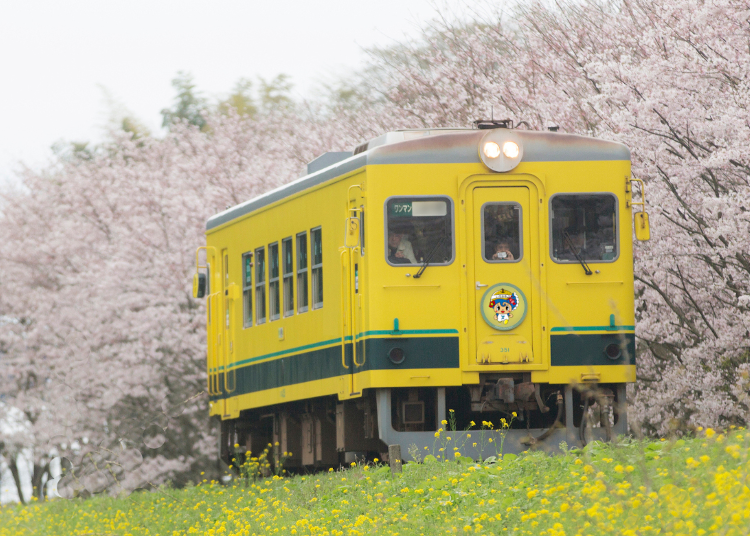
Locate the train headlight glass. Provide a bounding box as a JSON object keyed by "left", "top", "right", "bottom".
{"left": 483, "top": 141, "right": 501, "bottom": 159}
{"left": 479, "top": 131, "right": 524, "bottom": 172}
{"left": 502, "top": 141, "right": 520, "bottom": 158}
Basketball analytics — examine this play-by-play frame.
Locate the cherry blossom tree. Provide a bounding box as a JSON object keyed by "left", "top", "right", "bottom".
{"left": 0, "top": 109, "right": 354, "bottom": 500}
{"left": 362, "top": 0, "right": 750, "bottom": 433}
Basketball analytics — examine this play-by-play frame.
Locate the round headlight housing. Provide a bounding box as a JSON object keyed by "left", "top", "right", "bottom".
{"left": 604, "top": 343, "right": 622, "bottom": 361}
{"left": 478, "top": 130, "right": 524, "bottom": 172}
{"left": 388, "top": 347, "right": 406, "bottom": 365}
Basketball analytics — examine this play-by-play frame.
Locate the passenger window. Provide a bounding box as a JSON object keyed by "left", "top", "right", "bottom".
{"left": 311, "top": 228, "right": 323, "bottom": 309}
{"left": 385, "top": 197, "right": 453, "bottom": 266}
{"left": 551, "top": 194, "right": 618, "bottom": 262}
{"left": 296, "top": 232, "right": 309, "bottom": 313}
{"left": 255, "top": 247, "right": 266, "bottom": 324}
{"left": 482, "top": 203, "right": 522, "bottom": 262}
{"left": 282, "top": 237, "right": 294, "bottom": 317}
{"left": 269, "top": 242, "right": 280, "bottom": 321}
{"left": 242, "top": 252, "right": 253, "bottom": 328}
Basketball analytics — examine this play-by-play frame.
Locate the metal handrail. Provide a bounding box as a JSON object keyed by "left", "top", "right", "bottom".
{"left": 629, "top": 178, "right": 646, "bottom": 211}
{"left": 339, "top": 248, "right": 350, "bottom": 370}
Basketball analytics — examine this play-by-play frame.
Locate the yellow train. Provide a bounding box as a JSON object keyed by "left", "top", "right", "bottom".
{"left": 194, "top": 120, "right": 650, "bottom": 467}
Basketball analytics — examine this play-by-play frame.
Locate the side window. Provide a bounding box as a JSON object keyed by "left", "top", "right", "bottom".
{"left": 550, "top": 194, "right": 618, "bottom": 263}
{"left": 282, "top": 237, "right": 294, "bottom": 317}
{"left": 242, "top": 252, "right": 253, "bottom": 328}
{"left": 482, "top": 203, "right": 522, "bottom": 262}
{"left": 269, "top": 242, "right": 280, "bottom": 321}
{"left": 297, "top": 232, "right": 309, "bottom": 313}
{"left": 311, "top": 227, "right": 323, "bottom": 309}
{"left": 385, "top": 197, "right": 453, "bottom": 266}
{"left": 255, "top": 247, "right": 266, "bottom": 324}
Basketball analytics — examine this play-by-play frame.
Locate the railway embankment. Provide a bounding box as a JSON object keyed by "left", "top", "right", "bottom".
{"left": 1, "top": 428, "right": 748, "bottom": 535}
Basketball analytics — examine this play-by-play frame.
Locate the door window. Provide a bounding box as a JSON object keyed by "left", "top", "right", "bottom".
{"left": 482, "top": 203, "right": 522, "bottom": 262}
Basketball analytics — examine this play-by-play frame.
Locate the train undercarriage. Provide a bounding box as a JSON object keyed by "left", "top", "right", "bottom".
{"left": 218, "top": 378, "right": 628, "bottom": 471}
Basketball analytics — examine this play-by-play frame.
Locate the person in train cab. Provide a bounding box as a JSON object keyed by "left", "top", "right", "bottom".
{"left": 491, "top": 240, "right": 515, "bottom": 261}
{"left": 388, "top": 231, "right": 417, "bottom": 264}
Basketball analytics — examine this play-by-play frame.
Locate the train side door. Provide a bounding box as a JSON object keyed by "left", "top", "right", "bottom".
{"left": 206, "top": 249, "right": 223, "bottom": 415}
{"left": 340, "top": 186, "right": 365, "bottom": 400}
{"left": 219, "top": 249, "right": 237, "bottom": 415}
{"left": 470, "top": 185, "right": 539, "bottom": 366}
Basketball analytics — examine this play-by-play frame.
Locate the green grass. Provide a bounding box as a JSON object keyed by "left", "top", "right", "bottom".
{"left": 1, "top": 428, "right": 749, "bottom": 536}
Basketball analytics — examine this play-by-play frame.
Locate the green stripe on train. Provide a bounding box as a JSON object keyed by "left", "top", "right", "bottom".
{"left": 210, "top": 329, "right": 460, "bottom": 372}
{"left": 210, "top": 336, "right": 460, "bottom": 401}
{"left": 550, "top": 333, "right": 636, "bottom": 367}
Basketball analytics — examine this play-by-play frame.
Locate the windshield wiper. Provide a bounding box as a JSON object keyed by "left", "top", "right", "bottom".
{"left": 413, "top": 235, "right": 447, "bottom": 279}
{"left": 563, "top": 230, "right": 592, "bottom": 275}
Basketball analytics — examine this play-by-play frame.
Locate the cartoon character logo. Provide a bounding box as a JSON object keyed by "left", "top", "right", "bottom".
{"left": 488, "top": 289, "right": 519, "bottom": 325}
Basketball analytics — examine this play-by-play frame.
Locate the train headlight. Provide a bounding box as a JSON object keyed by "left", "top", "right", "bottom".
{"left": 483, "top": 141, "right": 501, "bottom": 159}
{"left": 502, "top": 141, "right": 520, "bottom": 158}
{"left": 479, "top": 130, "right": 524, "bottom": 172}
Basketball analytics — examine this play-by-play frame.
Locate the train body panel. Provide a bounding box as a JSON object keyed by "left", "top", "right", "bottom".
{"left": 197, "top": 127, "right": 643, "bottom": 464}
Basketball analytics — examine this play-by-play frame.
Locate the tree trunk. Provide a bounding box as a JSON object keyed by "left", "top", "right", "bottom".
{"left": 31, "top": 462, "right": 49, "bottom": 502}
{"left": 7, "top": 457, "right": 26, "bottom": 505}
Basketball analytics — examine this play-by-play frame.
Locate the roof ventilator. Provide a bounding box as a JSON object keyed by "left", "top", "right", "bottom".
{"left": 353, "top": 142, "right": 369, "bottom": 155}
{"left": 474, "top": 119, "right": 513, "bottom": 130}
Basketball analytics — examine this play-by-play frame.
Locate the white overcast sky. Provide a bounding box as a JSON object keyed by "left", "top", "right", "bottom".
{"left": 0, "top": 0, "right": 473, "bottom": 185}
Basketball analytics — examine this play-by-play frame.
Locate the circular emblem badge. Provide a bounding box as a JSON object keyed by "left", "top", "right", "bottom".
{"left": 480, "top": 283, "right": 528, "bottom": 331}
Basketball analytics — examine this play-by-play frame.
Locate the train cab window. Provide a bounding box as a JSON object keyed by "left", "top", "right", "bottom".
{"left": 311, "top": 228, "right": 323, "bottom": 309}
{"left": 385, "top": 197, "right": 453, "bottom": 266}
{"left": 282, "top": 237, "right": 294, "bottom": 317}
{"left": 255, "top": 247, "right": 266, "bottom": 324}
{"left": 269, "top": 242, "right": 280, "bottom": 321}
{"left": 551, "top": 194, "right": 618, "bottom": 263}
{"left": 242, "top": 252, "right": 253, "bottom": 328}
{"left": 482, "top": 203, "right": 522, "bottom": 262}
{"left": 296, "top": 232, "right": 309, "bottom": 313}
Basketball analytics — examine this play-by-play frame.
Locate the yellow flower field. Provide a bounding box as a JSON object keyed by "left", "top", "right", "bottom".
{"left": 1, "top": 428, "right": 748, "bottom": 536}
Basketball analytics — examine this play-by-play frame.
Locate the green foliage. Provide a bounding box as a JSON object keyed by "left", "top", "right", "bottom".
{"left": 161, "top": 71, "right": 208, "bottom": 130}
{"left": 218, "top": 79, "right": 258, "bottom": 117}
{"left": 257, "top": 74, "right": 293, "bottom": 112}
{"left": 2, "top": 429, "right": 749, "bottom": 535}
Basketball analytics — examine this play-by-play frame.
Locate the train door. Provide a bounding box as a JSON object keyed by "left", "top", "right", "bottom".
{"left": 220, "top": 249, "right": 236, "bottom": 414}
{"left": 205, "top": 249, "right": 222, "bottom": 414}
{"left": 470, "top": 185, "right": 539, "bottom": 366}
{"left": 340, "top": 185, "right": 365, "bottom": 399}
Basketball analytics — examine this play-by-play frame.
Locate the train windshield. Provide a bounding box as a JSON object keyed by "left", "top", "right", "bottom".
{"left": 550, "top": 194, "right": 618, "bottom": 262}
{"left": 386, "top": 197, "right": 453, "bottom": 266}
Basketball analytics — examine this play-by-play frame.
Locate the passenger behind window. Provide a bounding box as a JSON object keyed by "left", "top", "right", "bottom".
{"left": 491, "top": 240, "right": 515, "bottom": 261}
{"left": 483, "top": 204, "right": 521, "bottom": 261}
{"left": 387, "top": 231, "right": 417, "bottom": 264}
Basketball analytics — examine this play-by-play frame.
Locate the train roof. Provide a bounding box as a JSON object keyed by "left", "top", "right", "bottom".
{"left": 206, "top": 129, "right": 630, "bottom": 231}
